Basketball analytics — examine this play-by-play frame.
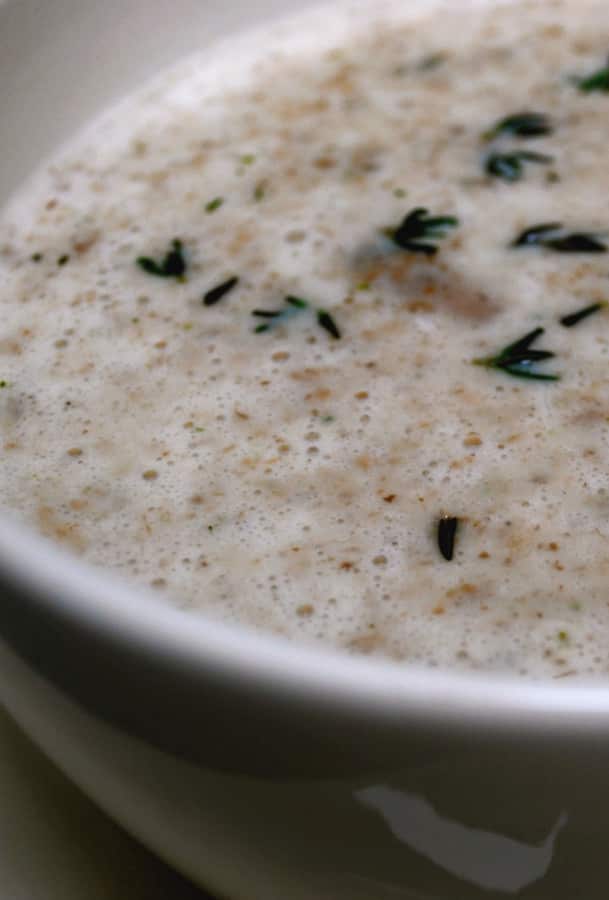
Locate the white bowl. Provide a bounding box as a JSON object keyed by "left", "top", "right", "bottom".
{"left": 2, "top": 2, "right": 609, "bottom": 897}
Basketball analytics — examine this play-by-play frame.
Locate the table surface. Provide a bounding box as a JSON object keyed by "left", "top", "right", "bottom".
{"left": 0, "top": 706, "right": 214, "bottom": 900}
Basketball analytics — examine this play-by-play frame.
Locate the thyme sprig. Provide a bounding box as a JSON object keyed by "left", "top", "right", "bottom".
{"left": 560, "top": 301, "right": 606, "bottom": 328}
{"left": 137, "top": 239, "right": 187, "bottom": 279}
{"left": 253, "top": 296, "right": 341, "bottom": 339}
{"left": 485, "top": 150, "right": 553, "bottom": 182}
{"left": 385, "top": 207, "right": 459, "bottom": 256}
{"left": 438, "top": 517, "right": 459, "bottom": 561}
{"left": 473, "top": 328, "right": 560, "bottom": 381}
{"left": 483, "top": 111, "right": 552, "bottom": 142}
{"left": 252, "top": 296, "right": 309, "bottom": 333}
{"left": 512, "top": 223, "right": 607, "bottom": 253}
{"left": 577, "top": 56, "right": 609, "bottom": 93}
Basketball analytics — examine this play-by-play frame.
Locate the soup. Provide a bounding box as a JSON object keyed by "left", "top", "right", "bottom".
{"left": 1, "top": 0, "right": 609, "bottom": 677}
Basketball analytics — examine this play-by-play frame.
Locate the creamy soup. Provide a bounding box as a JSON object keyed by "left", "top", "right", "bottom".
{"left": 1, "top": 0, "right": 609, "bottom": 677}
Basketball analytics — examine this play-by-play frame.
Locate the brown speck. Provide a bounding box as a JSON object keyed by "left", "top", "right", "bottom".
{"left": 190, "top": 494, "right": 204, "bottom": 505}
{"left": 355, "top": 391, "right": 369, "bottom": 400}
{"left": 479, "top": 551, "right": 490, "bottom": 559}
{"left": 143, "top": 469, "right": 158, "bottom": 481}
{"left": 67, "top": 447, "right": 83, "bottom": 458}
{"left": 234, "top": 408, "right": 250, "bottom": 420}
{"left": 373, "top": 555, "right": 388, "bottom": 566}
{"left": 383, "top": 494, "right": 397, "bottom": 504}
{"left": 272, "top": 351, "right": 290, "bottom": 362}
{"left": 151, "top": 578, "right": 167, "bottom": 589}
{"left": 313, "top": 156, "right": 336, "bottom": 170}
{"left": 407, "top": 300, "right": 434, "bottom": 313}
{"left": 285, "top": 229, "right": 306, "bottom": 243}
{"left": 340, "top": 561, "right": 354, "bottom": 571}
{"left": 432, "top": 605, "right": 446, "bottom": 616}
{"left": 54, "top": 339, "right": 68, "bottom": 349}
{"left": 154, "top": 340, "right": 167, "bottom": 350}
{"left": 549, "top": 542, "right": 559, "bottom": 551}
{"left": 297, "top": 604, "right": 314, "bottom": 618}
{"left": 347, "top": 633, "right": 382, "bottom": 654}
{"left": 463, "top": 433, "right": 482, "bottom": 447}
{"left": 554, "top": 560, "right": 565, "bottom": 571}
{"left": 73, "top": 233, "right": 99, "bottom": 255}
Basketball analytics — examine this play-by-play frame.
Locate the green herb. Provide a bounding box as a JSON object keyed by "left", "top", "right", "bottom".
{"left": 558, "top": 630, "right": 569, "bottom": 643}
{"left": 240, "top": 154, "right": 256, "bottom": 166}
{"left": 393, "top": 187, "right": 407, "bottom": 199}
{"left": 483, "top": 111, "right": 552, "bottom": 141}
{"left": 205, "top": 197, "right": 224, "bottom": 214}
{"left": 252, "top": 296, "right": 341, "bottom": 339}
{"left": 473, "top": 327, "right": 560, "bottom": 381}
{"left": 317, "top": 309, "right": 341, "bottom": 340}
{"left": 418, "top": 52, "right": 446, "bottom": 71}
{"left": 252, "top": 296, "right": 309, "bottom": 333}
{"left": 31, "top": 252, "right": 43, "bottom": 263}
{"left": 577, "top": 56, "right": 609, "bottom": 93}
{"left": 560, "top": 301, "right": 606, "bottom": 328}
{"left": 438, "top": 516, "right": 459, "bottom": 561}
{"left": 0, "top": 380, "right": 8, "bottom": 388}
{"left": 385, "top": 207, "right": 459, "bottom": 256}
{"left": 285, "top": 295, "right": 309, "bottom": 309}
{"left": 254, "top": 180, "right": 268, "bottom": 202}
{"left": 57, "top": 254, "right": 70, "bottom": 266}
{"left": 321, "top": 415, "right": 335, "bottom": 423}
{"left": 137, "top": 239, "right": 187, "bottom": 278}
{"left": 512, "top": 223, "right": 607, "bottom": 253}
{"left": 485, "top": 150, "right": 553, "bottom": 182}
{"left": 203, "top": 276, "right": 239, "bottom": 307}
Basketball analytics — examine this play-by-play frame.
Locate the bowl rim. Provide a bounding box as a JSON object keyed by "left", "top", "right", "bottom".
{"left": 2, "top": 513, "right": 609, "bottom": 744}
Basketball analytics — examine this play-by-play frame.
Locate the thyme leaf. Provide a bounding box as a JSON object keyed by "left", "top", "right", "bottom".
{"left": 512, "top": 223, "right": 607, "bottom": 253}
{"left": 254, "top": 180, "right": 269, "bottom": 202}
{"left": 137, "top": 239, "right": 187, "bottom": 279}
{"left": 577, "top": 56, "right": 609, "bottom": 93}
{"left": 438, "top": 517, "right": 459, "bottom": 561}
{"left": 205, "top": 197, "right": 224, "bottom": 214}
{"left": 473, "top": 328, "right": 560, "bottom": 381}
{"left": 285, "top": 295, "right": 309, "bottom": 309}
{"left": 545, "top": 233, "right": 607, "bottom": 253}
{"left": 560, "top": 301, "right": 606, "bottom": 328}
{"left": 386, "top": 207, "right": 459, "bottom": 256}
{"left": 203, "top": 276, "right": 239, "bottom": 307}
{"left": 485, "top": 150, "right": 553, "bottom": 182}
{"left": 317, "top": 310, "right": 341, "bottom": 339}
{"left": 483, "top": 111, "right": 552, "bottom": 142}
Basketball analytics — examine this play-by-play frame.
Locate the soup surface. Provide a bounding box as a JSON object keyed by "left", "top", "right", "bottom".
{"left": 2, "top": 0, "right": 609, "bottom": 677}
